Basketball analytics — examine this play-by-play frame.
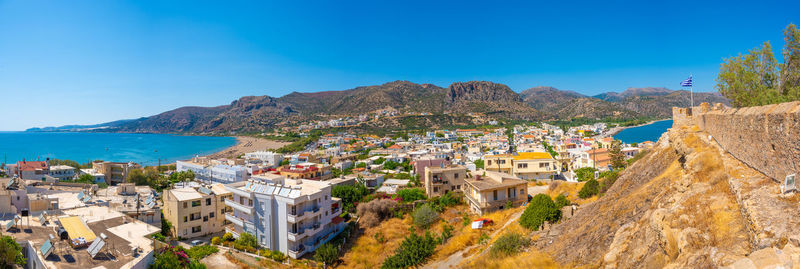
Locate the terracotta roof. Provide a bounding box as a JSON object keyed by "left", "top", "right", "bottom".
{"left": 16, "top": 161, "right": 48, "bottom": 171}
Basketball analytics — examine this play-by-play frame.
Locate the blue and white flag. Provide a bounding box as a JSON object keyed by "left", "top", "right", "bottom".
{"left": 680, "top": 76, "right": 693, "bottom": 87}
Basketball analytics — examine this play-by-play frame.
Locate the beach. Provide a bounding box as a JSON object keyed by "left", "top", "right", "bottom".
{"left": 600, "top": 119, "right": 670, "bottom": 138}
{"left": 206, "top": 136, "right": 290, "bottom": 159}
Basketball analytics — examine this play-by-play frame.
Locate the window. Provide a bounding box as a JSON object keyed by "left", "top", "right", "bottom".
{"left": 190, "top": 213, "right": 201, "bottom": 221}
{"left": 518, "top": 163, "right": 528, "bottom": 169}
{"left": 493, "top": 190, "right": 498, "bottom": 201}
{"left": 203, "top": 216, "right": 208, "bottom": 222}
{"left": 487, "top": 160, "right": 492, "bottom": 166}
{"left": 206, "top": 198, "right": 212, "bottom": 206}
{"left": 183, "top": 216, "right": 188, "bottom": 223}
{"left": 520, "top": 189, "right": 525, "bottom": 195}
{"left": 454, "top": 173, "right": 459, "bottom": 179}
{"left": 183, "top": 202, "right": 187, "bottom": 208}
{"left": 192, "top": 226, "right": 201, "bottom": 233}
{"left": 191, "top": 200, "right": 201, "bottom": 207}
{"left": 209, "top": 212, "right": 215, "bottom": 218}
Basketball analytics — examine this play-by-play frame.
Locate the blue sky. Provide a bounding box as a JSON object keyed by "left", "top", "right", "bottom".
{"left": 1, "top": 0, "right": 798, "bottom": 130}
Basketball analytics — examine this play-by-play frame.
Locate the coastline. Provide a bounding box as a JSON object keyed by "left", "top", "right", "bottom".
{"left": 600, "top": 119, "right": 671, "bottom": 138}
{"left": 205, "top": 136, "right": 291, "bottom": 159}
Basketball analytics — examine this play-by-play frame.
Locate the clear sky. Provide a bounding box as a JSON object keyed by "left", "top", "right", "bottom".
{"left": 1, "top": 0, "right": 798, "bottom": 131}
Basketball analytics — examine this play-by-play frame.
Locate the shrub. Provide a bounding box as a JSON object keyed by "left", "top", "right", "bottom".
{"left": 599, "top": 170, "right": 620, "bottom": 194}
{"left": 0, "top": 236, "right": 26, "bottom": 267}
{"left": 554, "top": 194, "right": 570, "bottom": 208}
{"left": 574, "top": 167, "right": 596, "bottom": 182}
{"left": 236, "top": 233, "right": 258, "bottom": 249}
{"left": 440, "top": 224, "right": 453, "bottom": 243}
{"left": 520, "top": 194, "right": 560, "bottom": 230}
{"left": 396, "top": 188, "right": 426, "bottom": 203}
{"left": 186, "top": 245, "right": 219, "bottom": 260}
{"left": 490, "top": 232, "right": 531, "bottom": 257}
{"left": 505, "top": 200, "right": 514, "bottom": 209}
{"left": 461, "top": 214, "right": 471, "bottom": 227}
{"left": 578, "top": 179, "right": 600, "bottom": 199}
{"left": 210, "top": 237, "right": 221, "bottom": 245}
{"left": 314, "top": 243, "right": 339, "bottom": 267}
{"left": 332, "top": 184, "right": 369, "bottom": 213}
{"left": 222, "top": 233, "right": 234, "bottom": 242}
{"left": 356, "top": 199, "right": 398, "bottom": 227}
{"left": 152, "top": 233, "right": 166, "bottom": 242}
{"left": 381, "top": 232, "right": 438, "bottom": 269}
{"left": 412, "top": 204, "right": 439, "bottom": 229}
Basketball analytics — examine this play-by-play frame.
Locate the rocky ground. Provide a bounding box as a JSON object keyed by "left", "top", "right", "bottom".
{"left": 531, "top": 125, "right": 800, "bottom": 268}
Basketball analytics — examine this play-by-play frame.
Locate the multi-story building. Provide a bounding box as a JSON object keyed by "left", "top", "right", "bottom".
{"left": 92, "top": 161, "right": 141, "bottom": 184}
{"left": 484, "top": 152, "right": 558, "bottom": 180}
{"left": 276, "top": 163, "right": 332, "bottom": 181}
{"left": 15, "top": 160, "right": 49, "bottom": 180}
{"left": 244, "top": 151, "right": 285, "bottom": 166}
{"left": 423, "top": 165, "right": 468, "bottom": 197}
{"left": 224, "top": 173, "right": 345, "bottom": 259}
{"left": 48, "top": 165, "right": 75, "bottom": 181}
{"left": 162, "top": 184, "right": 232, "bottom": 239}
{"left": 463, "top": 170, "right": 527, "bottom": 215}
{"left": 177, "top": 160, "right": 249, "bottom": 184}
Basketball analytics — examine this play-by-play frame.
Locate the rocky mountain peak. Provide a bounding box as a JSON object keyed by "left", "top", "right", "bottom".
{"left": 447, "top": 81, "right": 521, "bottom": 103}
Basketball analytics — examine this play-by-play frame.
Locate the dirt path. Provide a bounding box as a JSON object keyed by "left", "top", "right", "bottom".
{"left": 201, "top": 252, "right": 240, "bottom": 269}
{"left": 424, "top": 210, "right": 524, "bottom": 269}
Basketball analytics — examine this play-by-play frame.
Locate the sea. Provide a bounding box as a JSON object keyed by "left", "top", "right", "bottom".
{"left": 0, "top": 132, "right": 236, "bottom": 167}
{"left": 613, "top": 120, "right": 673, "bottom": 144}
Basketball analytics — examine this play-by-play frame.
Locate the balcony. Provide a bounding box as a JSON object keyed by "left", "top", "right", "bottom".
{"left": 225, "top": 185, "right": 253, "bottom": 198}
{"left": 225, "top": 213, "right": 244, "bottom": 227}
{"left": 225, "top": 199, "right": 254, "bottom": 215}
{"left": 288, "top": 228, "right": 306, "bottom": 241}
{"left": 288, "top": 245, "right": 305, "bottom": 259}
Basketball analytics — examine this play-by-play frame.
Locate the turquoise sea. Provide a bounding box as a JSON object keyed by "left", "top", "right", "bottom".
{"left": 613, "top": 120, "right": 673, "bottom": 144}
{"left": 0, "top": 132, "right": 236, "bottom": 166}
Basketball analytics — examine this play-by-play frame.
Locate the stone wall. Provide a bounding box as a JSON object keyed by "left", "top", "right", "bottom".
{"left": 673, "top": 101, "right": 800, "bottom": 181}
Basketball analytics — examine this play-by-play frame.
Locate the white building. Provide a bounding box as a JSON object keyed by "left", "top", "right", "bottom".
{"left": 224, "top": 174, "right": 345, "bottom": 259}
{"left": 244, "top": 151, "right": 284, "bottom": 166}
{"left": 48, "top": 165, "right": 76, "bottom": 181}
{"left": 176, "top": 161, "right": 250, "bottom": 184}
{"left": 79, "top": 169, "right": 106, "bottom": 183}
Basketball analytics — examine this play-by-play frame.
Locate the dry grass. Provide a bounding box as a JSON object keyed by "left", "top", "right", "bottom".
{"left": 337, "top": 216, "right": 413, "bottom": 269}
{"left": 434, "top": 207, "right": 523, "bottom": 259}
{"left": 546, "top": 181, "right": 596, "bottom": 205}
{"left": 463, "top": 248, "right": 561, "bottom": 269}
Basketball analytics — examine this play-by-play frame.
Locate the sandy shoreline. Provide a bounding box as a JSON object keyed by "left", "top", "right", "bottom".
{"left": 206, "top": 136, "right": 291, "bottom": 159}
{"left": 600, "top": 119, "right": 671, "bottom": 138}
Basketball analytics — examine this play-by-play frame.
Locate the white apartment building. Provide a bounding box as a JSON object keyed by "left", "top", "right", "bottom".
{"left": 224, "top": 174, "right": 345, "bottom": 259}
{"left": 177, "top": 161, "right": 249, "bottom": 184}
{"left": 48, "top": 165, "right": 76, "bottom": 181}
{"left": 244, "top": 151, "right": 285, "bottom": 166}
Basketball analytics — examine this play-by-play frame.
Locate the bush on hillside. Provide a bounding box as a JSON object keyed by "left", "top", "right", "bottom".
{"left": 381, "top": 232, "right": 438, "bottom": 269}
{"left": 519, "top": 194, "right": 561, "bottom": 230}
{"left": 396, "top": 188, "right": 426, "bottom": 203}
{"left": 574, "top": 167, "right": 597, "bottom": 182}
{"left": 186, "top": 245, "right": 218, "bottom": 260}
{"left": 356, "top": 199, "right": 398, "bottom": 227}
{"left": 578, "top": 179, "right": 600, "bottom": 199}
{"left": 490, "top": 232, "right": 531, "bottom": 257}
{"left": 412, "top": 204, "right": 439, "bottom": 229}
{"left": 554, "top": 194, "right": 570, "bottom": 208}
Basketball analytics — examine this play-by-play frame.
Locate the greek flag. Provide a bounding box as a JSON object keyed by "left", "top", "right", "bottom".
{"left": 680, "top": 76, "right": 693, "bottom": 87}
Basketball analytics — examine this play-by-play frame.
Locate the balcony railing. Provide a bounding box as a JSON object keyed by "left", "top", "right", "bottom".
{"left": 225, "top": 213, "right": 244, "bottom": 227}
{"left": 225, "top": 199, "right": 253, "bottom": 215}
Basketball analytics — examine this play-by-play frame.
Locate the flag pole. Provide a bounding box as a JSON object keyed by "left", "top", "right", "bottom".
{"left": 690, "top": 74, "right": 694, "bottom": 108}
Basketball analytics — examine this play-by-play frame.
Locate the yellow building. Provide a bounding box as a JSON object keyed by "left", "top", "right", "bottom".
{"left": 463, "top": 170, "right": 528, "bottom": 215}
{"left": 163, "top": 184, "right": 231, "bottom": 239}
{"left": 484, "top": 152, "right": 557, "bottom": 180}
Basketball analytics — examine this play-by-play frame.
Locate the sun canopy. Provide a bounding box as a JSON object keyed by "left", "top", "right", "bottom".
{"left": 58, "top": 216, "right": 97, "bottom": 246}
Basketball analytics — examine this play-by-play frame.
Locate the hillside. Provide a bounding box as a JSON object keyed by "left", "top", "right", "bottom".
{"left": 29, "top": 82, "right": 729, "bottom": 134}
{"left": 528, "top": 125, "right": 800, "bottom": 268}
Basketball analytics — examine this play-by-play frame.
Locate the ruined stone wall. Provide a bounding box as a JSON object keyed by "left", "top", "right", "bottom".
{"left": 673, "top": 101, "right": 800, "bottom": 181}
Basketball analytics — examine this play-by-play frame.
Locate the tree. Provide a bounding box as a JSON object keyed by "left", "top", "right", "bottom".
{"left": 473, "top": 159, "right": 484, "bottom": 169}
{"left": 396, "top": 188, "right": 426, "bottom": 203}
{"left": 554, "top": 194, "right": 571, "bottom": 208}
{"left": 236, "top": 233, "right": 258, "bottom": 249}
{"left": 332, "top": 184, "right": 369, "bottom": 213}
{"left": 578, "top": 179, "right": 600, "bottom": 199}
{"left": 76, "top": 173, "right": 97, "bottom": 184}
{"left": 412, "top": 204, "right": 439, "bottom": 229}
{"left": 609, "top": 141, "right": 626, "bottom": 170}
{"left": 381, "top": 232, "right": 438, "bottom": 269}
{"left": 0, "top": 236, "right": 25, "bottom": 267}
{"left": 717, "top": 24, "right": 800, "bottom": 107}
{"left": 519, "top": 194, "right": 560, "bottom": 230}
{"left": 574, "top": 167, "right": 596, "bottom": 182}
{"left": 314, "top": 243, "right": 339, "bottom": 268}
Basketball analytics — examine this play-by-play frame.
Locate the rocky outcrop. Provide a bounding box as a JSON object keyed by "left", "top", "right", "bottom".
{"left": 447, "top": 81, "right": 522, "bottom": 103}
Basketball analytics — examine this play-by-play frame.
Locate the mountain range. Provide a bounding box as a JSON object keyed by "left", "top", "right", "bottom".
{"left": 27, "top": 81, "right": 729, "bottom": 134}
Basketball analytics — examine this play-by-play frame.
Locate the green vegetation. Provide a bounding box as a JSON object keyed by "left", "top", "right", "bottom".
{"left": 473, "top": 159, "right": 484, "bottom": 169}
{"left": 542, "top": 141, "right": 558, "bottom": 157}
{"left": 427, "top": 192, "right": 461, "bottom": 212}
{"left": 314, "top": 243, "right": 339, "bottom": 268}
{"left": 489, "top": 232, "right": 532, "bottom": 257}
{"left": 555, "top": 194, "right": 571, "bottom": 208}
{"left": 578, "top": 179, "right": 600, "bottom": 199}
{"left": 574, "top": 167, "right": 597, "bottom": 182}
{"left": 717, "top": 24, "right": 800, "bottom": 107}
{"left": 627, "top": 149, "right": 650, "bottom": 165}
{"left": 275, "top": 131, "right": 323, "bottom": 154}
{"left": 332, "top": 183, "right": 369, "bottom": 213}
{"left": 236, "top": 233, "right": 258, "bottom": 249}
{"left": 0, "top": 236, "right": 26, "bottom": 267}
{"left": 396, "top": 188, "right": 426, "bottom": 203}
{"left": 47, "top": 159, "right": 85, "bottom": 169}
{"left": 186, "top": 245, "right": 218, "bottom": 260}
{"left": 609, "top": 141, "right": 626, "bottom": 170}
{"left": 152, "top": 246, "right": 206, "bottom": 269}
{"left": 520, "top": 194, "right": 561, "bottom": 230}
{"left": 381, "top": 232, "right": 439, "bottom": 269}
{"left": 599, "top": 170, "right": 620, "bottom": 194}
{"left": 412, "top": 204, "right": 439, "bottom": 229}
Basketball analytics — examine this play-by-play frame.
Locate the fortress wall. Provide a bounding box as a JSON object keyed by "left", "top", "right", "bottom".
{"left": 673, "top": 101, "right": 800, "bottom": 181}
